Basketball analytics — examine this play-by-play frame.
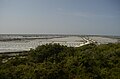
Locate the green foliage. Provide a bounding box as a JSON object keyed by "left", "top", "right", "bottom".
{"left": 0, "top": 43, "right": 120, "bottom": 79}
{"left": 29, "top": 43, "right": 67, "bottom": 63}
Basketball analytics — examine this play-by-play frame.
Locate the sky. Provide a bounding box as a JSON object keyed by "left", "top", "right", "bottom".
{"left": 0, "top": 0, "right": 120, "bottom": 35}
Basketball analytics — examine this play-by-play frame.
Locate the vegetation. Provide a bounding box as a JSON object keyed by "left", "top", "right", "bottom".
{"left": 0, "top": 43, "right": 120, "bottom": 79}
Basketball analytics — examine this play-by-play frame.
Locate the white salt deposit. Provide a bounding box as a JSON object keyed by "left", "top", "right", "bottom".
{"left": 0, "top": 35, "right": 119, "bottom": 53}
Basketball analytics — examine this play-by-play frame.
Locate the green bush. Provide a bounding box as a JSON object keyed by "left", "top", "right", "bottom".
{"left": 0, "top": 43, "right": 120, "bottom": 79}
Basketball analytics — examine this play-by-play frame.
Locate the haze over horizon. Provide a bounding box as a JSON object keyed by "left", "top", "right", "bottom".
{"left": 0, "top": 0, "right": 120, "bottom": 35}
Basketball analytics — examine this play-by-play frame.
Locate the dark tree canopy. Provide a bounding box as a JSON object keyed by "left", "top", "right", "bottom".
{"left": 0, "top": 43, "right": 120, "bottom": 79}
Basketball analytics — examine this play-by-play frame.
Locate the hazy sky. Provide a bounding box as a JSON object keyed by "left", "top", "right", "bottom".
{"left": 0, "top": 0, "right": 120, "bottom": 35}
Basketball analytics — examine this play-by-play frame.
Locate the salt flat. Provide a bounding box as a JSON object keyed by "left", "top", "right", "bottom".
{"left": 88, "top": 36, "right": 118, "bottom": 44}
{"left": 0, "top": 34, "right": 119, "bottom": 53}
{"left": 0, "top": 35, "right": 86, "bottom": 53}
